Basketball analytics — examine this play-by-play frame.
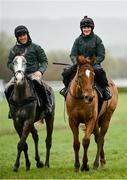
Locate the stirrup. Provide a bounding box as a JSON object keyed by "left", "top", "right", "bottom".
{"left": 59, "top": 88, "right": 67, "bottom": 97}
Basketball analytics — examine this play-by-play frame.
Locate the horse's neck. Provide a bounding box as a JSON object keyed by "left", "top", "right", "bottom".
{"left": 14, "top": 80, "right": 32, "bottom": 101}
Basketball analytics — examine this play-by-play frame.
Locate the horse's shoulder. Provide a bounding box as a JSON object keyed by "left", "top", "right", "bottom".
{"left": 108, "top": 79, "right": 118, "bottom": 98}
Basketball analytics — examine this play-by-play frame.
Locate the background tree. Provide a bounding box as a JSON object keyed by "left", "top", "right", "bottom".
{"left": 0, "top": 32, "right": 14, "bottom": 81}
{"left": 103, "top": 49, "right": 127, "bottom": 79}
{"left": 0, "top": 31, "right": 127, "bottom": 81}
{"left": 44, "top": 50, "right": 72, "bottom": 81}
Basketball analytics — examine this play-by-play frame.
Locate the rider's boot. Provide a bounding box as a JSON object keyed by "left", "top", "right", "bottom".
{"left": 44, "top": 89, "right": 52, "bottom": 114}
{"left": 103, "top": 87, "right": 112, "bottom": 101}
{"left": 4, "top": 89, "right": 13, "bottom": 119}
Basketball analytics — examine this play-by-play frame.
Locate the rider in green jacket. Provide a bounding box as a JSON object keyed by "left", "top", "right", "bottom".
{"left": 60, "top": 16, "right": 112, "bottom": 101}
{"left": 5, "top": 25, "right": 52, "bottom": 117}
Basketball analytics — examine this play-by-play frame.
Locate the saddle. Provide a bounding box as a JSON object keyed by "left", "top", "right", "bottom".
{"left": 32, "top": 79, "right": 53, "bottom": 110}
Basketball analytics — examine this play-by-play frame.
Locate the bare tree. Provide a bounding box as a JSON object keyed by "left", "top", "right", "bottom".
{"left": 0, "top": 32, "right": 15, "bottom": 81}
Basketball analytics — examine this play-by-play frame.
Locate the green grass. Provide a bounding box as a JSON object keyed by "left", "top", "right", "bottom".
{"left": 0, "top": 92, "right": 127, "bottom": 179}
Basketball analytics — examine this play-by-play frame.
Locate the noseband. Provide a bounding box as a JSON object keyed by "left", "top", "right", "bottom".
{"left": 14, "top": 70, "right": 26, "bottom": 85}
{"left": 14, "top": 70, "right": 25, "bottom": 79}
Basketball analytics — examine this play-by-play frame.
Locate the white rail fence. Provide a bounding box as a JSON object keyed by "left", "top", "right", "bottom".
{"left": 0, "top": 79, "right": 5, "bottom": 101}
{"left": 0, "top": 79, "right": 127, "bottom": 101}
{"left": 46, "top": 79, "right": 127, "bottom": 90}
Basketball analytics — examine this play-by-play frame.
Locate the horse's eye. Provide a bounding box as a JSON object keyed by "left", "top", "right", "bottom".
{"left": 23, "top": 60, "right": 26, "bottom": 65}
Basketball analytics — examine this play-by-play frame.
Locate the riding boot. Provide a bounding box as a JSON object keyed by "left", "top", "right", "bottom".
{"left": 94, "top": 65, "right": 112, "bottom": 101}
{"left": 60, "top": 64, "right": 77, "bottom": 98}
{"left": 4, "top": 89, "right": 13, "bottom": 119}
{"left": 43, "top": 89, "right": 52, "bottom": 114}
{"left": 103, "top": 87, "right": 112, "bottom": 101}
{"left": 4, "top": 77, "right": 15, "bottom": 119}
{"left": 32, "top": 79, "right": 52, "bottom": 114}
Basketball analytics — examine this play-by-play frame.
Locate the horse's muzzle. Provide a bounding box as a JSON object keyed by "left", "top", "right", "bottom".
{"left": 15, "top": 71, "right": 25, "bottom": 85}
{"left": 84, "top": 95, "right": 94, "bottom": 104}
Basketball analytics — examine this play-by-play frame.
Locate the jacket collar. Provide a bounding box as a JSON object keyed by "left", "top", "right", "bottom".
{"left": 81, "top": 32, "right": 94, "bottom": 39}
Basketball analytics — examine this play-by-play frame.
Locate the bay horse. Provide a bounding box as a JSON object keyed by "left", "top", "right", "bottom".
{"left": 66, "top": 55, "right": 118, "bottom": 172}
{"left": 8, "top": 55, "right": 55, "bottom": 172}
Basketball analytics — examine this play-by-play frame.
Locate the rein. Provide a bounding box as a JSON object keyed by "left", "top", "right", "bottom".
{"left": 68, "top": 88, "right": 84, "bottom": 100}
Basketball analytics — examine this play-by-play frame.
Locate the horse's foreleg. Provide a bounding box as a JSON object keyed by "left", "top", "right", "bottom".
{"left": 13, "top": 127, "right": 22, "bottom": 172}
{"left": 81, "top": 120, "right": 95, "bottom": 172}
{"left": 13, "top": 120, "right": 32, "bottom": 171}
{"left": 13, "top": 143, "right": 22, "bottom": 172}
{"left": 100, "top": 141, "right": 106, "bottom": 167}
{"left": 92, "top": 122, "right": 100, "bottom": 169}
{"left": 69, "top": 121, "right": 80, "bottom": 172}
{"left": 93, "top": 112, "right": 113, "bottom": 169}
{"left": 31, "top": 125, "right": 43, "bottom": 168}
{"left": 93, "top": 129, "right": 106, "bottom": 170}
{"left": 23, "top": 142, "right": 31, "bottom": 171}
{"left": 13, "top": 141, "right": 30, "bottom": 172}
{"left": 45, "top": 114, "right": 54, "bottom": 168}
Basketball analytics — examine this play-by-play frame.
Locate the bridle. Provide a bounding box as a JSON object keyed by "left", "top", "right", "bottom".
{"left": 10, "top": 56, "right": 36, "bottom": 107}
{"left": 69, "top": 63, "right": 95, "bottom": 101}
{"left": 14, "top": 70, "right": 25, "bottom": 81}
{"left": 13, "top": 55, "right": 27, "bottom": 82}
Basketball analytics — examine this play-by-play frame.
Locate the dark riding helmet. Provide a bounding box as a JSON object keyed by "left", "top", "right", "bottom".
{"left": 14, "top": 25, "right": 29, "bottom": 38}
{"left": 80, "top": 16, "right": 95, "bottom": 30}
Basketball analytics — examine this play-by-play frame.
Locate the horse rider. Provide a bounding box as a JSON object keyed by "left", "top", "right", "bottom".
{"left": 5, "top": 25, "right": 52, "bottom": 117}
{"left": 60, "top": 16, "right": 112, "bottom": 101}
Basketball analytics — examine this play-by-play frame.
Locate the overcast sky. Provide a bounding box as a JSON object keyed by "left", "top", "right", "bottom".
{"left": 0, "top": 0, "right": 127, "bottom": 58}
{"left": 0, "top": 0, "right": 127, "bottom": 20}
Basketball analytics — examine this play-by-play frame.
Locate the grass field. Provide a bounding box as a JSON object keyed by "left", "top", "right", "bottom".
{"left": 0, "top": 92, "right": 127, "bottom": 179}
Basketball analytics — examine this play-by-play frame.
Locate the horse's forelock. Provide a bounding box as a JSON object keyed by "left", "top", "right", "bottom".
{"left": 77, "top": 55, "right": 95, "bottom": 66}
{"left": 77, "top": 55, "right": 86, "bottom": 65}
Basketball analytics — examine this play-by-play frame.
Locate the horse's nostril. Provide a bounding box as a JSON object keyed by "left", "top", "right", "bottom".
{"left": 15, "top": 72, "right": 23, "bottom": 82}
{"left": 84, "top": 95, "right": 93, "bottom": 103}
{"left": 89, "top": 96, "right": 93, "bottom": 102}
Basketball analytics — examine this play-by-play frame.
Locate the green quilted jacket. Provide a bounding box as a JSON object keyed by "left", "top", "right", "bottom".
{"left": 7, "top": 41, "right": 48, "bottom": 74}
{"left": 70, "top": 32, "right": 105, "bottom": 65}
